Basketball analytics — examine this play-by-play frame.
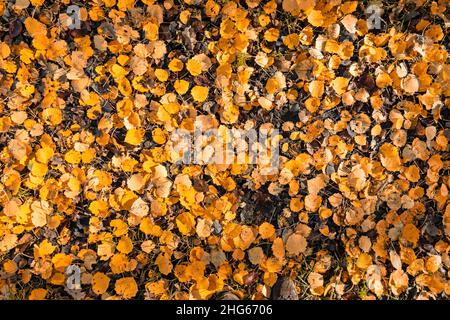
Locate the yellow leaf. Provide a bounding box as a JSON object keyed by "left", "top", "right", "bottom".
{"left": 152, "top": 128, "right": 167, "bottom": 144}
{"left": 286, "top": 233, "right": 307, "bottom": 255}
{"left": 376, "top": 72, "right": 392, "bottom": 88}
{"left": 28, "top": 159, "right": 48, "bottom": 177}
{"left": 180, "top": 10, "right": 191, "bottom": 24}
{"left": 309, "top": 80, "right": 324, "bottom": 98}
{"left": 290, "top": 197, "right": 303, "bottom": 212}
{"left": 186, "top": 58, "right": 202, "bottom": 76}
{"left": 52, "top": 253, "right": 72, "bottom": 272}
{"left": 89, "top": 200, "right": 109, "bottom": 217}
{"left": 141, "top": 240, "right": 155, "bottom": 253}
{"left": 110, "top": 219, "right": 129, "bottom": 237}
{"left": 156, "top": 253, "right": 173, "bottom": 275}
{"left": 143, "top": 22, "right": 159, "bottom": 41}
{"left": 3, "top": 260, "right": 18, "bottom": 274}
{"left": 140, "top": 217, "right": 162, "bottom": 236}
{"left": 174, "top": 79, "right": 190, "bottom": 95}
{"left": 196, "top": 218, "right": 212, "bottom": 238}
{"left": 176, "top": 212, "right": 195, "bottom": 235}
{"left": 308, "top": 10, "right": 324, "bottom": 27}
{"left": 115, "top": 277, "right": 138, "bottom": 299}
{"left": 272, "top": 237, "right": 285, "bottom": 259}
{"left": 401, "top": 74, "right": 419, "bottom": 94}
{"left": 130, "top": 197, "right": 149, "bottom": 217}
{"left": 265, "top": 78, "right": 279, "bottom": 94}
{"left": 29, "top": 288, "right": 47, "bottom": 300}
{"left": 305, "top": 194, "right": 322, "bottom": 212}
{"left": 125, "top": 128, "right": 145, "bottom": 146}
{"left": 264, "top": 28, "right": 280, "bottom": 42}
{"left": 191, "top": 86, "right": 209, "bottom": 102}
{"left": 356, "top": 253, "right": 372, "bottom": 269}
{"left": 36, "top": 147, "right": 54, "bottom": 164}
{"left": 117, "top": 236, "right": 133, "bottom": 254}
{"left": 24, "top": 17, "right": 47, "bottom": 38}
{"left": 155, "top": 68, "right": 169, "bottom": 82}
{"left": 402, "top": 223, "right": 420, "bottom": 247}
{"left": 42, "top": 108, "right": 62, "bottom": 125}
{"left": 404, "top": 165, "right": 420, "bottom": 182}
{"left": 259, "top": 222, "right": 275, "bottom": 239}
{"left": 331, "top": 77, "right": 349, "bottom": 95}
{"left": 0, "top": 234, "right": 18, "bottom": 253}
{"left": 380, "top": 143, "right": 402, "bottom": 172}
{"left": 31, "top": 0, "right": 45, "bottom": 6}
{"left": 35, "top": 239, "right": 56, "bottom": 257}
{"left": 92, "top": 272, "right": 110, "bottom": 295}
{"left": 118, "top": 78, "right": 132, "bottom": 96}
{"left": 168, "top": 58, "right": 184, "bottom": 72}
{"left": 111, "top": 64, "right": 128, "bottom": 79}
{"left": 0, "top": 42, "right": 10, "bottom": 59}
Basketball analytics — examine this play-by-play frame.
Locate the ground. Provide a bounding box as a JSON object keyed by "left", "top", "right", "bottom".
{"left": 0, "top": 0, "right": 449, "bottom": 300}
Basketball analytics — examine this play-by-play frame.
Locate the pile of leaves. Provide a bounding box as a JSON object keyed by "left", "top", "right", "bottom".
{"left": 0, "top": 0, "right": 449, "bottom": 300}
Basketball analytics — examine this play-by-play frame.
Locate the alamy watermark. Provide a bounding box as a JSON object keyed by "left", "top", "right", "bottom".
{"left": 167, "top": 118, "right": 280, "bottom": 175}
{"left": 65, "top": 264, "right": 81, "bottom": 290}
{"left": 66, "top": 5, "right": 81, "bottom": 30}
{"left": 366, "top": 3, "right": 384, "bottom": 30}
